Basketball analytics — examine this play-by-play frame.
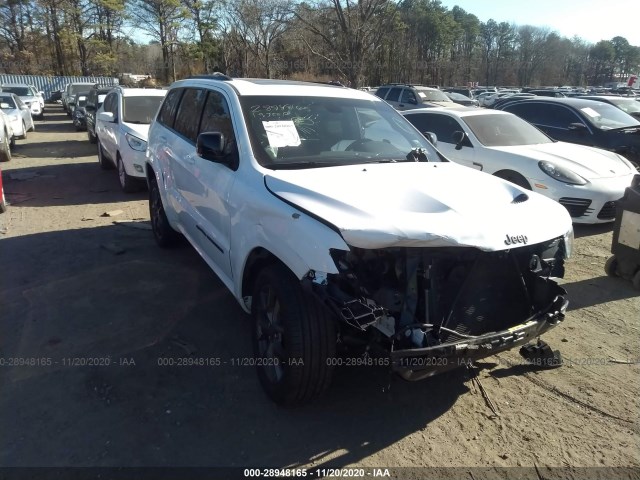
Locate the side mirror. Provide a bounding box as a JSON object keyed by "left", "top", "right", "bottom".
{"left": 409, "top": 97, "right": 418, "bottom": 105}
{"left": 424, "top": 131, "right": 437, "bottom": 146}
{"left": 97, "top": 111, "right": 115, "bottom": 123}
{"left": 452, "top": 130, "right": 467, "bottom": 150}
{"left": 197, "top": 132, "right": 237, "bottom": 169}
{"left": 568, "top": 122, "right": 587, "bottom": 131}
{"left": 39, "top": 91, "right": 45, "bottom": 96}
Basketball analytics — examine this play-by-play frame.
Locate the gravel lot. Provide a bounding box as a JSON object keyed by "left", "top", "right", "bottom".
{"left": 0, "top": 107, "right": 638, "bottom": 478}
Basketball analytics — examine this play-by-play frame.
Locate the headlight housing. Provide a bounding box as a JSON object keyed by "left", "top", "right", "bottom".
{"left": 563, "top": 228, "right": 574, "bottom": 259}
{"left": 538, "top": 161, "right": 588, "bottom": 185}
{"left": 125, "top": 133, "right": 147, "bottom": 152}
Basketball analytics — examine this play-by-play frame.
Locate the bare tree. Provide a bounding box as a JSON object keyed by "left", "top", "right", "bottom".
{"left": 295, "top": 0, "right": 398, "bottom": 88}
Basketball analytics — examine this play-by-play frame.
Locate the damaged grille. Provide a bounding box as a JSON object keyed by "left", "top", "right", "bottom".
{"left": 319, "top": 241, "right": 566, "bottom": 351}
{"left": 441, "top": 254, "right": 531, "bottom": 340}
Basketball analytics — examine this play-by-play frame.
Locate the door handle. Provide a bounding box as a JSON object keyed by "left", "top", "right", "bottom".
{"left": 472, "top": 162, "right": 483, "bottom": 171}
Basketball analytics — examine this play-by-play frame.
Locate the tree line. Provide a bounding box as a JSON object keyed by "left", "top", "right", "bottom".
{"left": 1, "top": 0, "right": 639, "bottom": 89}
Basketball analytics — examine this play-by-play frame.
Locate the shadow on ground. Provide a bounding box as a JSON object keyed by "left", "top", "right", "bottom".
{"left": 2, "top": 161, "right": 145, "bottom": 207}
{"left": 0, "top": 225, "right": 470, "bottom": 468}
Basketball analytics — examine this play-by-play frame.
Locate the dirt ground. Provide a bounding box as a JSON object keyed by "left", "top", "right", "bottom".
{"left": 0, "top": 107, "right": 638, "bottom": 479}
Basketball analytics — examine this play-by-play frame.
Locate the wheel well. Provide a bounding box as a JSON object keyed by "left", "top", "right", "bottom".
{"left": 241, "top": 248, "right": 291, "bottom": 300}
{"left": 493, "top": 169, "right": 531, "bottom": 190}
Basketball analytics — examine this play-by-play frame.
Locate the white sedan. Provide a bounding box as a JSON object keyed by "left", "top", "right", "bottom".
{"left": 403, "top": 107, "right": 637, "bottom": 223}
{"left": 0, "top": 93, "right": 34, "bottom": 140}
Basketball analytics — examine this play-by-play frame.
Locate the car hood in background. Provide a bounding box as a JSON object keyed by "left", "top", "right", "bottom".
{"left": 265, "top": 162, "right": 571, "bottom": 250}
{"left": 489, "top": 142, "right": 635, "bottom": 179}
{"left": 122, "top": 122, "right": 151, "bottom": 140}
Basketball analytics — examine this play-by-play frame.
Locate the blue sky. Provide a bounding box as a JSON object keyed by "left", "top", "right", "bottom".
{"left": 438, "top": 0, "right": 639, "bottom": 46}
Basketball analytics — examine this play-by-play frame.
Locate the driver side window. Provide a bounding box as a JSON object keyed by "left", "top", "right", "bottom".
{"left": 401, "top": 89, "right": 416, "bottom": 105}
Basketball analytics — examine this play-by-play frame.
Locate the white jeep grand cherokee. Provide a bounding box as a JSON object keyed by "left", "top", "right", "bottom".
{"left": 146, "top": 75, "right": 574, "bottom": 406}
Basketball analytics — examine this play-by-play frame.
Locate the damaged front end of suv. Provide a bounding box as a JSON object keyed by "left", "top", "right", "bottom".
{"left": 305, "top": 236, "right": 570, "bottom": 380}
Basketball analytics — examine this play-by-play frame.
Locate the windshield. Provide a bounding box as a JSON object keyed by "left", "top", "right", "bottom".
{"left": 579, "top": 102, "right": 640, "bottom": 129}
{"left": 122, "top": 96, "right": 165, "bottom": 124}
{"left": 415, "top": 88, "right": 451, "bottom": 103}
{"left": 464, "top": 114, "right": 553, "bottom": 147}
{"left": 0, "top": 96, "right": 16, "bottom": 109}
{"left": 2, "top": 86, "right": 32, "bottom": 96}
{"left": 70, "top": 85, "right": 93, "bottom": 96}
{"left": 240, "top": 95, "right": 440, "bottom": 169}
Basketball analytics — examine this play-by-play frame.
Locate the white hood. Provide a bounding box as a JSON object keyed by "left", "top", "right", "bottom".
{"left": 122, "top": 122, "right": 150, "bottom": 140}
{"left": 489, "top": 142, "right": 634, "bottom": 179}
{"left": 265, "top": 162, "right": 572, "bottom": 250}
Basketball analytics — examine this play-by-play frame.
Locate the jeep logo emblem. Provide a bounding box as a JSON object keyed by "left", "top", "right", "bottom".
{"left": 504, "top": 234, "right": 528, "bottom": 245}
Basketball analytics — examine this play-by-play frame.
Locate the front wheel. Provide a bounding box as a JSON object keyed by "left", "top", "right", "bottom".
{"left": 252, "top": 264, "right": 336, "bottom": 406}
{"left": 604, "top": 256, "right": 618, "bottom": 277}
{"left": 494, "top": 170, "right": 531, "bottom": 190}
{"left": 19, "top": 122, "right": 27, "bottom": 140}
{"left": 118, "top": 155, "right": 139, "bottom": 193}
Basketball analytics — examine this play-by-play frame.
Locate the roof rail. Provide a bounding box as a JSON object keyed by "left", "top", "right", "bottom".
{"left": 188, "top": 72, "right": 232, "bottom": 81}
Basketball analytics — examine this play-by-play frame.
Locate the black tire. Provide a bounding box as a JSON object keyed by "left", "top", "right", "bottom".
{"left": 9, "top": 134, "right": 15, "bottom": 149}
{"left": 0, "top": 133, "right": 11, "bottom": 162}
{"left": 494, "top": 170, "right": 531, "bottom": 190}
{"left": 604, "top": 256, "right": 618, "bottom": 277}
{"left": 633, "top": 270, "right": 640, "bottom": 291}
{"left": 251, "top": 263, "right": 336, "bottom": 406}
{"left": 117, "top": 155, "right": 139, "bottom": 193}
{"left": 97, "top": 141, "right": 114, "bottom": 170}
{"left": 148, "top": 175, "right": 180, "bottom": 248}
{"left": 19, "top": 122, "right": 27, "bottom": 140}
{"left": 88, "top": 128, "right": 97, "bottom": 144}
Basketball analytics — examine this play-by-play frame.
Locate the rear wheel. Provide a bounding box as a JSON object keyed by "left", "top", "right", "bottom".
{"left": 88, "top": 128, "right": 97, "bottom": 144}
{"left": 0, "top": 133, "right": 11, "bottom": 162}
{"left": 97, "top": 141, "right": 114, "bottom": 170}
{"left": 494, "top": 170, "right": 531, "bottom": 190}
{"left": 149, "top": 175, "right": 180, "bottom": 248}
{"left": 251, "top": 263, "right": 336, "bottom": 406}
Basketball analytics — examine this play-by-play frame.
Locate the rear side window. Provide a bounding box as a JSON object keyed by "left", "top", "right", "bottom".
{"left": 503, "top": 103, "right": 543, "bottom": 124}
{"left": 386, "top": 87, "right": 402, "bottom": 102}
{"left": 375, "top": 87, "right": 389, "bottom": 99}
{"left": 173, "top": 88, "right": 207, "bottom": 142}
{"left": 157, "top": 88, "right": 184, "bottom": 129}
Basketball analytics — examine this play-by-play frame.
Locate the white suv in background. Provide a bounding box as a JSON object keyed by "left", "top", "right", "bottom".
{"left": 1, "top": 84, "right": 44, "bottom": 119}
{"left": 145, "top": 75, "right": 574, "bottom": 406}
{"left": 95, "top": 87, "right": 167, "bottom": 192}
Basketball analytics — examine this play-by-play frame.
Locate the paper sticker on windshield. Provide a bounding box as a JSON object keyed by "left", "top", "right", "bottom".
{"left": 262, "top": 120, "right": 301, "bottom": 148}
{"left": 581, "top": 107, "right": 600, "bottom": 118}
{"left": 417, "top": 92, "right": 427, "bottom": 99}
